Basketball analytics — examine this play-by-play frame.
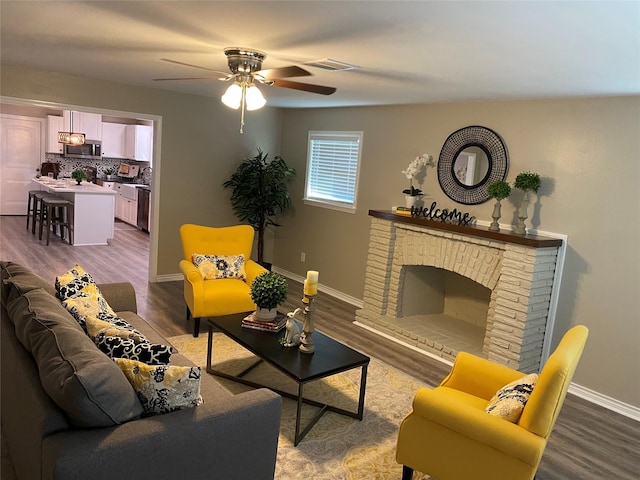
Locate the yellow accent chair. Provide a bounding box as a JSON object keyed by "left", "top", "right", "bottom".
{"left": 179, "top": 224, "right": 268, "bottom": 337}
{"left": 396, "top": 325, "right": 589, "bottom": 480}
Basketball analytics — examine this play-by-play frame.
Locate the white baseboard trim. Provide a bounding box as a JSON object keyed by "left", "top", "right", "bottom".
{"left": 156, "top": 273, "right": 183, "bottom": 282}
{"left": 568, "top": 383, "right": 640, "bottom": 421}
{"left": 156, "top": 267, "right": 640, "bottom": 421}
{"left": 273, "top": 267, "right": 364, "bottom": 308}
{"left": 356, "top": 322, "right": 640, "bottom": 421}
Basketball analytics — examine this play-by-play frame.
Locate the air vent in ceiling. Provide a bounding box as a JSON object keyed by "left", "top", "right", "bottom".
{"left": 302, "top": 58, "right": 358, "bottom": 72}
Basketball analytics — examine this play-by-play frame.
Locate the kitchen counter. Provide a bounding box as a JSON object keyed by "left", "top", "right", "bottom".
{"left": 32, "top": 178, "right": 116, "bottom": 246}
{"left": 35, "top": 178, "right": 118, "bottom": 195}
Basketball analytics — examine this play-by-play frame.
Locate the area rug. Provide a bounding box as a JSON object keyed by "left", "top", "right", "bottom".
{"left": 168, "top": 333, "right": 434, "bottom": 480}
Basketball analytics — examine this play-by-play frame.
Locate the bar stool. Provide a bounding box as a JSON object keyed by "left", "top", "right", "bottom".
{"left": 38, "top": 196, "right": 74, "bottom": 246}
{"left": 26, "top": 190, "right": 47, "bottom": 234}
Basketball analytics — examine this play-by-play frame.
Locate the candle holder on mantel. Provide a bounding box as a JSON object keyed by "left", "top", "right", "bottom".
{"left": 299, "top": 293, "right": 316, "bottom": 354}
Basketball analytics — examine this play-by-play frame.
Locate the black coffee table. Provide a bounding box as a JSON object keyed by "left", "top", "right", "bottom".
{"left": 206, "top": 313, "right": 370, "bottom": 446}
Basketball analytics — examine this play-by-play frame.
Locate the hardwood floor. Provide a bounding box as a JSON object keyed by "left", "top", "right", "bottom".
{"left": 1, "top": 214, "right": 638, "bottom": 479}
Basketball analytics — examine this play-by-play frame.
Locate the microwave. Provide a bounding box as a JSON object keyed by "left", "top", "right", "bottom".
{"left": 63, "top": 142, "right": 102, "bottom": 160}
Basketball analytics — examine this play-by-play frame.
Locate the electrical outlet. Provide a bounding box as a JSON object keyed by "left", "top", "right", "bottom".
{"left": 300, "top": 252, "right": 306, "bottom": 263}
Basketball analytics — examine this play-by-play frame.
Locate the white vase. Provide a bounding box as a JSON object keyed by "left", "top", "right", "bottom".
{"left": 514, "top": 192, "right": 530, "bottom": 235}
{"left": 256, "top": 307, "right": 277, "bottom": 322}
{"left": 489, "top": 199, "right": 502, "bottom": 232}
{"left": 404, "top": 195, "right": 422, "bottom": 208}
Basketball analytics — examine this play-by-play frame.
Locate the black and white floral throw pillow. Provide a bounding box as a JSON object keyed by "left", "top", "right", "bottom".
{"left": 94, "top": 335, "right": 173, "bottom": 365}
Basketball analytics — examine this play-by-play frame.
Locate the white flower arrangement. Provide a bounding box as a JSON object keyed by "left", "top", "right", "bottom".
{"left": 402, "top": 154, "right": 435, "bottom": 196}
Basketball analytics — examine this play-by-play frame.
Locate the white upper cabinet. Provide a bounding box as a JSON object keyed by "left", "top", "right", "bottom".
{"left": 63, "top": 110, "right": 102, "bottom": 142}
{"left": 125, "top": 125, "right": 153, "bottom": 163}
{"left": 101, "top": 123, "right": 127, "bottom": 158}
{"left": 46, "top": 115, "right": 64, "bottom": 153}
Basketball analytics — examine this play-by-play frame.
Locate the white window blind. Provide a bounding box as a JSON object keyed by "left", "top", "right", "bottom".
{"left": 305, "top": 131, "right": 362, "bottom": 211}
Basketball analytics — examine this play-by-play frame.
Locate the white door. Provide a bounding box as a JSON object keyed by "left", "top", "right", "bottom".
{"left": 0, "top": 115, "right": 44, "bottom": 214}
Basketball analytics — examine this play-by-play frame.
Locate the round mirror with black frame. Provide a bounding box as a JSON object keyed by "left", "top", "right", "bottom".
{"left": 437, "top": 125, "right": 509, "bottom": 205}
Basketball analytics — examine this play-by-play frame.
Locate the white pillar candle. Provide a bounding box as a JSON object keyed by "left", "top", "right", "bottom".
{"left": 306, "top": 270, "right": 319, "bottom": 283}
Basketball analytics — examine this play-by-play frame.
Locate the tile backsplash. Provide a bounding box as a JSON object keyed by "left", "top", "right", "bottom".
{"left": 42, "top": 153, "right": 152, "bottom": 185}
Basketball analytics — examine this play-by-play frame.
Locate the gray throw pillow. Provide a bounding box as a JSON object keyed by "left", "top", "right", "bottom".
{"left": 6, "top": 288, "right": 144, "bottom": 427}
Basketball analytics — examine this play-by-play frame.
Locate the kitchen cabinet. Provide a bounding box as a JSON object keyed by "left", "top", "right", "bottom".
{"left": 46, "top": 115, "right": 64, "bottom": 153}
{"left": 114, "top": 183, "right": 138, "bottom": 226}
{"left": 97, "top": 180, "right": 116, "bottom": 190}
{"left": 115, "top": 194, "right": 138, "bottom": 225}
{"left": 101, "top": 123, "right": 127, "bottom": 158}
{"left": 125, "top": 125, "right": 153, "bottom": 162}
{"left": 63, "top": 110, "right": 102, "bottom": 142}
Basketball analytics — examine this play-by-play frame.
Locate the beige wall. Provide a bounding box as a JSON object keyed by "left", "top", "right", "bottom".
{"left": 0, "top": 64, "right": 283, "bottom": 273}
{"left": 2, "top": 64, "right": 639, "bottom": 409}
{"left": 276, "top": 97, "right": 640, "bottom": 408}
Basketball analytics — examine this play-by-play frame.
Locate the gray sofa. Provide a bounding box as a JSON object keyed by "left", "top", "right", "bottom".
{"left": 1, "top": 261, "right": 282, "bottom": 480}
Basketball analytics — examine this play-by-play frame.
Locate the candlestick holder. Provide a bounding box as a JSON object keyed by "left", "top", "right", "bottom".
{"left": 299, "top": 293, "right": 316, "bottom": 354}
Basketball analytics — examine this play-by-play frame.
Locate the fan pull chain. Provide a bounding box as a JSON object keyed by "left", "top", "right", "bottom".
{"left": 239, "top": 85, "right": 247, "bottom": 134}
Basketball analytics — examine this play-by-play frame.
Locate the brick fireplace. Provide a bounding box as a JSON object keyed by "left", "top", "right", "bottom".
{"left": 355, "top": 211, "right": 564, "bottom": 372}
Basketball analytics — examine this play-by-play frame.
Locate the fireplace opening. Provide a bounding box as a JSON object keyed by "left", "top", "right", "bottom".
{"left": 400, "top": 266, "right": 491, "bottom": 326}
{"left": 395, "top": 266, "right": 491, "bottom": 356}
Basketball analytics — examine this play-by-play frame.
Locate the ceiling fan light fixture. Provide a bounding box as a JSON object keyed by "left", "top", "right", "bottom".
{"left": 245, "top": 84, "right": 266, "bottom": 111}
{"left": 221, "top": 83, "right": 242, "bottom": 109}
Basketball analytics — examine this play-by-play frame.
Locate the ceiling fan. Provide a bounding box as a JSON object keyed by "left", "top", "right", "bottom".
{"left": 154, "top": 47, "right": 336, "bottom": 133}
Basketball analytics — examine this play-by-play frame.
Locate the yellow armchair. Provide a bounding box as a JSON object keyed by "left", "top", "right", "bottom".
{"left": 179, "top": 224, "right": 268, "bottom": 337}
{"left": 396, "top": 325, "right": 589, "bottom": 480}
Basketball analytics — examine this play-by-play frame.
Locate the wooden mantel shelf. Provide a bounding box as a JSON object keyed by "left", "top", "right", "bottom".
{"left": 369, "top": 210, "right": 563, "bottom": 248}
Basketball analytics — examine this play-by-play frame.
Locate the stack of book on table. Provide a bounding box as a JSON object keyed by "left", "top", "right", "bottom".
{"left": 241, "top": 312, "right": 287, "bottom": 332}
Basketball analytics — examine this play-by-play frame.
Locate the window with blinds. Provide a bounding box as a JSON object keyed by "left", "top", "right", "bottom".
{"left": 304, "top": 131, "right": 363, "bottom": 212}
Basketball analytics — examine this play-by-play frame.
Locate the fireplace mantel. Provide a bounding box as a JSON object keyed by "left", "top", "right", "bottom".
{"left": 369, "top": 210, "right": 562, "bottom": 248}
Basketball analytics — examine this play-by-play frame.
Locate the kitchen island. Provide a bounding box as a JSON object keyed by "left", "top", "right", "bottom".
{"left": 32, "top": 178, "right": 116, "bottom": 246}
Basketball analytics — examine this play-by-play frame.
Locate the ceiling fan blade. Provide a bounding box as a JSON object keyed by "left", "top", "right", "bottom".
{"left": 271, "top": 79, "right": 336, "bottom": 95}
{"left": 256, "top": 65, "right": 311, "bottom": 80}
{"left": 152, "top": 76, "right": 224, "bottom": 82}
{"left": 160, "top": 58, "right": 229, "bottom": 76}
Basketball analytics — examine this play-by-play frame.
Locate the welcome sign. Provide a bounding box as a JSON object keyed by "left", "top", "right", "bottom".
{"left": 410, "top": 201, "right": 475, "bottom": 226}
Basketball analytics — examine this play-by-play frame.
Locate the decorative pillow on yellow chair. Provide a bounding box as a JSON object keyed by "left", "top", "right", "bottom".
{"left": 192, "top": 253, "right": 246, "bottom": 281}
{"left": 115, "top": 358, "right": 203, "bottom": 415}
{"left": 485, "top": 373, "right": 538, "bottom": 423}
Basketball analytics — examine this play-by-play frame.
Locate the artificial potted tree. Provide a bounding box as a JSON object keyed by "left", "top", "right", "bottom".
{"left": 223, "top": 148, "right": 296, "bottom": 268}
{"left": 250, "top": 271, "right": 288, "bottom": 321}
{"left": 71, "top": 169, "right": 87, "bottom": 185}
{"left": 513, "top": 171, "right": 541, "bottom": 235}
{"left": 487, "top": 180, "right": 512, "bottom": 232}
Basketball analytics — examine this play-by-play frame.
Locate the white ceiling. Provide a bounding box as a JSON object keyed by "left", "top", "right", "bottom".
{"left": 1, "top": 1, "right": 639, "bottom": 108}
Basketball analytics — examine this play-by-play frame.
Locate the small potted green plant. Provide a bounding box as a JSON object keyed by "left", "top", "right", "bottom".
{"left": 250, "top": 271, "right": 288, "bottom": 321}
{"left": 103, "top": 168, "right": 116, "bottom": 181}
{"left": 487, "top": 180, "right": 512, "bottom": 232}
{"left": 71, "top": 169, "right": 87, "bottom": 185}
{"left": 513, "top": 171, "right": 542, "bottom": 235}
